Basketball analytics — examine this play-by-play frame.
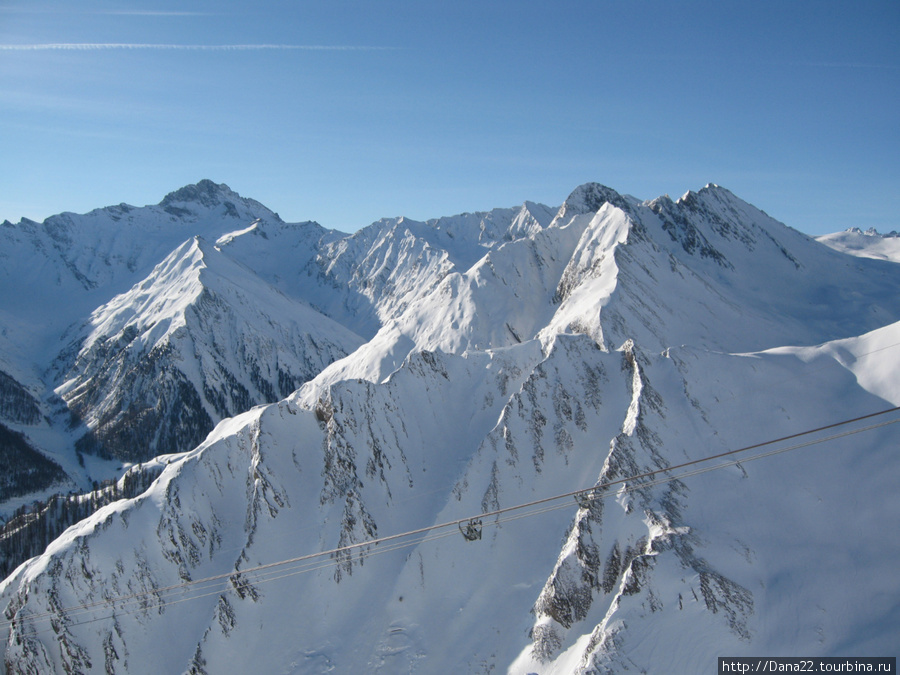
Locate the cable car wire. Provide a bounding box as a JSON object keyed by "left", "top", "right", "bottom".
{"left": 2, "top": 405, "right": 898, "bottom": 638}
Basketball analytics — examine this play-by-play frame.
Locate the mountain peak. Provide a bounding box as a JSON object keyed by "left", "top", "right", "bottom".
{"left": 156, "top": 179, "right": 278, "bottom": 222}
{"left": 556, "top": 183, "right": 633, "bottom": 220}
{"left": 160, "top": 179, "right": 237, "bottom": 208}
{"left": 3, "top": 179, "right": 900, "bottom": 674}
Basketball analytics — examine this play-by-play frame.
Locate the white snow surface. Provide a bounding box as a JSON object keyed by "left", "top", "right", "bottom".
{"left": 53, "top": 236, "right": 364, "bottom": 463}
{"left": 817, "top": 227, "right": 900, "bottom": 262}
{"left": 0, "top": 180, "right": 363, "bottom": 492}
{"left": 0, "top": 181, "right": 899, "bottom": 673}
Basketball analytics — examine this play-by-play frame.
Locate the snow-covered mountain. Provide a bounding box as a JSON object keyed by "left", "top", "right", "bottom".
{"left": 55, "top": 236, "right": 363, "bottom": 463}
{"left": 817, "top": 227, "right": 900, "bottom": 263}
{"left": 301, "top": 202, "right": 558, "bottom": 339}
{"left": 312, "top": 183, "right": 900, "bottom": 385}
{"left": 0, "top": 183, "right": 362, "bottom": 581}
{"left": 0, "top": 181, "right": 898, "bottom": 673}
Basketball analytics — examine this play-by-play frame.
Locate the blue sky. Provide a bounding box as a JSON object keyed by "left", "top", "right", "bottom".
{"left": 1, "top": 1, "right": 897, "bottom": 235}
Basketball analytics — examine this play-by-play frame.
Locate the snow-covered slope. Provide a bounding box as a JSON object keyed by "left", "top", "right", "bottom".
{"left": 316, "top": 182, "right": 900, "bottom": 385}
{"left": 1, "top": 330, "right": 897, "bottom": 673}
{"left": 55, "top": 236, "right": 363, "bottom": 463}
{"left": 817, "top": 227, "right": 900, "bottom": 262}
{"left": 0, "top": 181, "right": 563, "bottom": 569}
{"left": 0, "top": 181, "right": 898, "bottom": 673}
{"left": 541, "top": 184, "right": 900, "bottom": 353}
{"left": 305, "top": 202, "right": 557, "bottom": 339}
{"left": 0, "top": 180, "right": 361, "bottom": 503}
{"left": 0, "top": 180, "right": 281, "bottom": 361}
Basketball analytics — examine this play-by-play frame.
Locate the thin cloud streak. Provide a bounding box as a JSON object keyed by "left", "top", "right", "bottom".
{"left": 0, "top": 7, "right": 211, "bottom": 15}
{"left": 0, "top": 43, "right": 394, "bottom": 51}
{"left": 97, "top": 10, "right": 211, "bottom": 16}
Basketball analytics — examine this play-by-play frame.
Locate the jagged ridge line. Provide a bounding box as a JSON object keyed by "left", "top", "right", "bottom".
{"left": 8, "top": 413, "right": 895, "bottom": 642}
{"left": 3, "top": 406, "right": 897, "bottom": 634}
{"left": 6, "top": 409, "right": 900, "bottom": 628}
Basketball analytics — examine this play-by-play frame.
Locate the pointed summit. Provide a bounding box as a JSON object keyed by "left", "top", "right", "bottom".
{"left": 158, "top": 179, "right": 279, "bottom": 222}
{"left": 557, "top": 182, "right": 633, "bottom": 219}
{"left": 2, "top": 178, "right": 900, "bottom": 675}
{"left": 57, "top": 235, "right": 363, "bottom": 462}
{"left": 160, "top": 179, "right": 237, "bottom": 208}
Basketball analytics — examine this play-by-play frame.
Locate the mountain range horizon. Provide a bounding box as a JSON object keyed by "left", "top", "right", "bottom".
{"left": 0, "top": 178, "right": 897, "bottom": 673}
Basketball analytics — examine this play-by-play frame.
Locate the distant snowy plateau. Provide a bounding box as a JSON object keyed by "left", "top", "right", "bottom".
{"left": 0, "top": 180, "right": 898, "bottom": 673}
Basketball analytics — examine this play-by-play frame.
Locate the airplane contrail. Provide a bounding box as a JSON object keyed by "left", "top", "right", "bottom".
{"left": 0, "top": 43, "right": 394, "bottom": 51}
